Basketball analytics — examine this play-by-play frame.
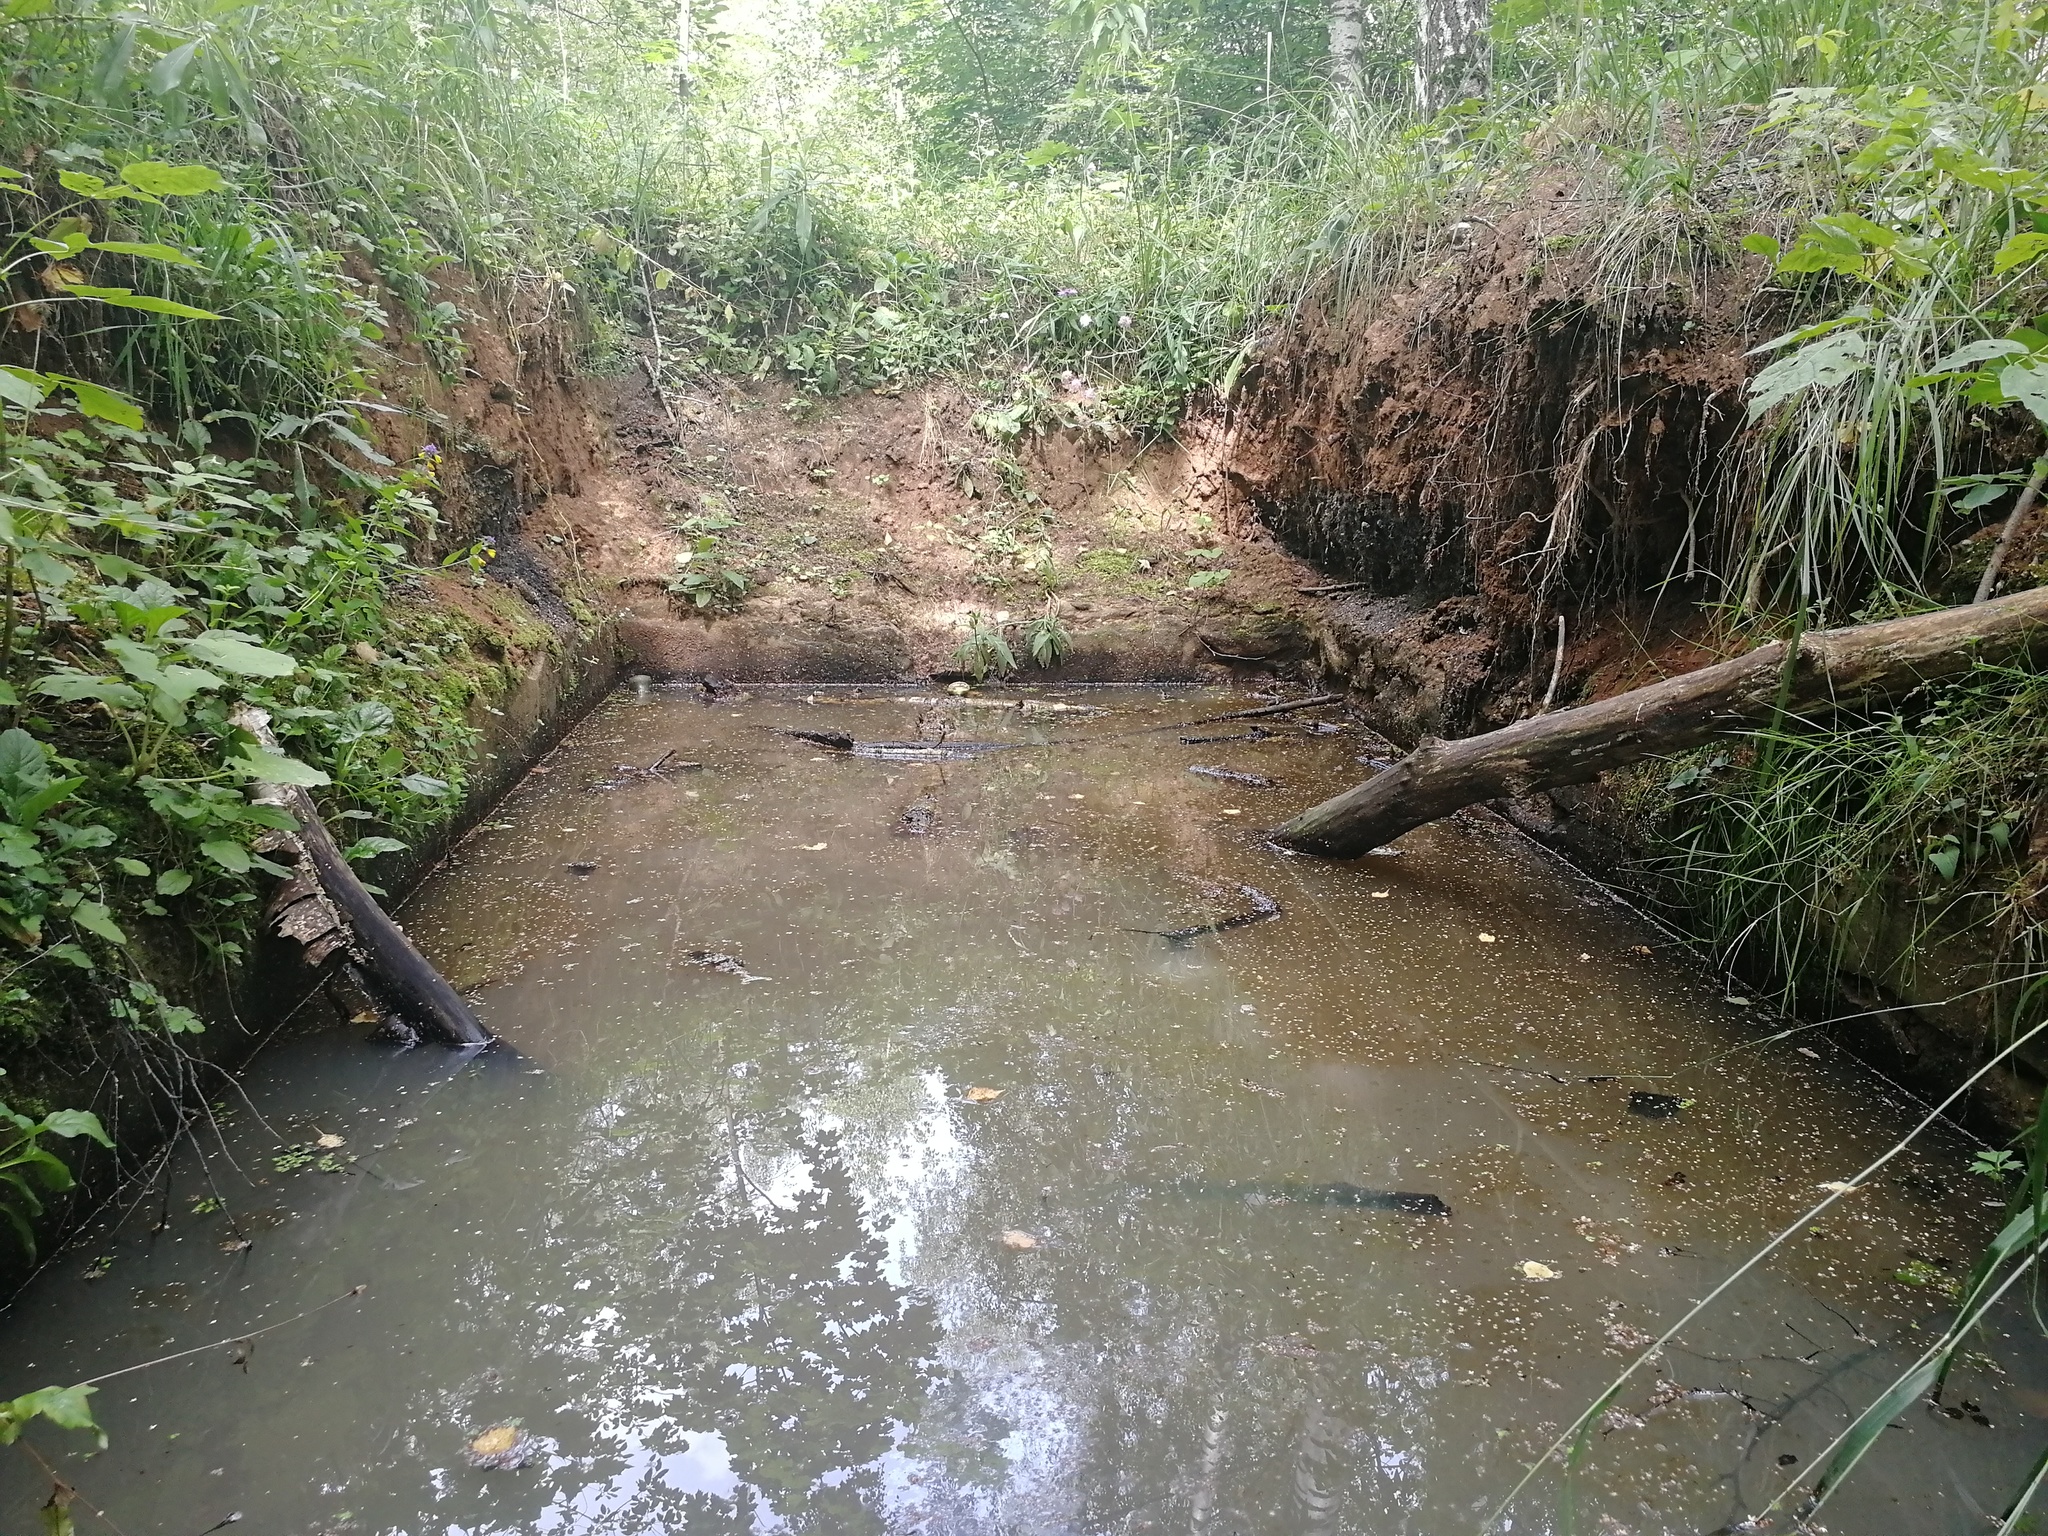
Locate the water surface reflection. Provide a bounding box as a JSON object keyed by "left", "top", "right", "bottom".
{"left": 0, "top": 685, "right": 2039, "bottom": 1535}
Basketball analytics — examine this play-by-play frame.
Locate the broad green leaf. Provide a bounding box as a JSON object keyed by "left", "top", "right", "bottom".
{"left": 55, "top": 170, "right": 113, "bottom": 199}
{"left": 1923, "top": 339, "right": 2028, "bottom": 376}
{"left": 12, "top": 778, "right": 84, "bottom": 826}
{"left": 0, "top": 728, "right": 49, "bottom": 792}
{"left": 67, "top": 899, "right": 126, "bottom": 945}
{"left": 113, "top": 857, "right": 150, "bottom": 877}
{"left": 1994, "top": 232, "right": 2048, "bottom": 274}
{"left": 399, "top": 773, "right": 450, "bottom": 797}
{"left": 39, "top": 1109, "right": 110, "bottom": 1146}
{"left": 227, "top": 746, "right": 330, "bottom": 786}
{"left": 0, "top": 367, "right": 49, "bottom": 409}
{"left": 155, "top": 868, "right": 193, "bottom": 896}
{"left": 146, "top": 38, "right": 200, "bottom": 96}
{"left": 1022, "top": 140, "right": 1079, "bottom": 167}
{"left": 1747, "top": 330, "right": 1871, "bottom": 420}
{"left": 343, "top": 835, "right": 408, "bottom": 861}
{"left": 199, "top": 839, "right": 252, "bottom": 874}
{"left": 34, "top": 672, "right": 146, "bottom": 712}
{"left": 85, "top": 240, "right": 199, "bottom": 267}
{"left": 0, "top": 1385, "right": 103, "bottom": 1448}
{"left": 146, "top": 665, "right": 226, "bottom": 726}
{"left": 60, "top": 378, "right": 143, "bottom": 430}
{"left": 118, "top": 161, "right": 224, "bottom": 196}
{"left": 1739, "top": 232, "right": 1780, "bottom": 260}
{"left": 186, "top": 629, "right": 297, "bottom": 677}
{"left": 51, "top": 284, "right": 221, "bottom": 320}
{"left": 1998, "top": 360, "right": 2048, "bottom": 428}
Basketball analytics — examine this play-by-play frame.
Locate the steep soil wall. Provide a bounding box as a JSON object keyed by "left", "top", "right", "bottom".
{"left": 1223, "top": 190, "right": 1761, "bottom": 744}
{"left": 1216, "top": 198, "right": 2040, "bottom": 1132}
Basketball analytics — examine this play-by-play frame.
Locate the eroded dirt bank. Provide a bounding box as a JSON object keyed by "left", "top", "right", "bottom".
{"left": 1212, "top": 204, "right": 2042, "bottom": 1132}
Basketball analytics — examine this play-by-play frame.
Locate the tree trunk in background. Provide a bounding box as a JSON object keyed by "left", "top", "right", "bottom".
{"left": 1328, "top": 0, "right": 1367, "bottom": 118}
{"left": 1414, "top": 0, "right": 1490, "bottom": 114}
{"left": 1270, "top": 584, "right": 2048, "bottom": 859}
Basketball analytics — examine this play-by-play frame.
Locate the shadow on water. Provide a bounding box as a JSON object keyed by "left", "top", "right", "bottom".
{"left": 1, "top": 683, "right": 2043, "bottom": 1535}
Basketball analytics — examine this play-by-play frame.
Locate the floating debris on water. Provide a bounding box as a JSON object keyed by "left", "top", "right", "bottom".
{"left": 1628, "top": 1091, "right": 1686, "bottom": 1119}
{"left": 682, "top": 950, "right": 768, "bottom": 983}
{"left": 466, "top": 1423, "right": 540, "bottom": 1469}
{"left": 1126, "top": 885, "right": 1281, "bottom": 945}
{"left": 1188, "top": 765, "right": 1276, "bottom": 787}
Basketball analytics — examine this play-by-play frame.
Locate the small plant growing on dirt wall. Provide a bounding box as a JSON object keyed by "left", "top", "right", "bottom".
{"left": 952, "top": 613, "right": 1017, "bottom": 682}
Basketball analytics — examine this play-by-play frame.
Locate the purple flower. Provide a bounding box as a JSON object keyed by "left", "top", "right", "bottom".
{"left": 1057, "top": 287, "right": 1078, "bottom": 297}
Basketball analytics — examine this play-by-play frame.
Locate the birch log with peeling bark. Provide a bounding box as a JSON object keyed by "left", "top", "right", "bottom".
{"left": 232, "top": 706, "right": 490, "bottom": 1047}
{"left": 1272, "top": 585, "right": 2048, "bottom": 859}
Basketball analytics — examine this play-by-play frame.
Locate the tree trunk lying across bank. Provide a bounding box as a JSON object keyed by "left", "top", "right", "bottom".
{"left": 1271, "top": 586, "right": 2048, "bottom": 859}
{"left": 232, "top": 706, "right": 491, "bottom": 1047}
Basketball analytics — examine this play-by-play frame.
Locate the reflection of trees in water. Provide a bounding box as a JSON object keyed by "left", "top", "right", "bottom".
{"left": 691, "top": 1127, "right": 945, "bottom": 1528}
{"left": 525, "top": 1021, "right": 945, "bottom": 1532}
{"left": 863, "top": 959, "right": 1442, "bottom": 1533}
{"left": 407, "top": 883, "right": 1441, "bottom": 1534}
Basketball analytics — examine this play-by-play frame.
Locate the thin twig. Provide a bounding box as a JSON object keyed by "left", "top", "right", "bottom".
{"left": 1540, "top": 611, "right": 1566, "bottom": 713}
{"left": 1973, "top": 453, "right": 2047, "bottom": 604}
{"left": 14, "top": 1440, "right": 133, "bottom": 1536}
{"left": 1484, "top": 1010, "right": 2048, "bottom": 1531}
{"left": 638, "top": 268, "right": 680, "bottom": 437}
{"left": 71, "top": 1283, "right": 367, "bottom": 1389}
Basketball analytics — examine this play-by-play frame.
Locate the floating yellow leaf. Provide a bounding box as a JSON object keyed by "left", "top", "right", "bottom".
{"left": 1000, "top": 1230, "right": 1038, "bottom": 1250}
{"left": 1478, "top": 932, "right": 1498, "bottom": 944}
{"left": 963, "top": 1085, "right": 1005, "bottom": 1103}
{"left": 1816, "top": 1180, "right": 1864, "bottom": 1196}
{"left": 315, "top": 1132, "right": 346, "bottom": 1149}
{"left": 470, "top": 1425, "right": 522, "bottom": 1458}
{"left": 800, "top": 842, "right": 828, "bottom": 851}
{"left": 1370, "top": 890, "right": 1391, "bottom": 899}
{"left": 1519, "top": 1260, "right": 1558, "bottom": 1280}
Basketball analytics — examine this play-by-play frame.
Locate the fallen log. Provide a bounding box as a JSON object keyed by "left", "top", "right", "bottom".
{"left": 1271, "top": 585, "right": 2048, "bottom": 859}
{"left": 233, "top": 706, "right": 491, "bottom": 1047}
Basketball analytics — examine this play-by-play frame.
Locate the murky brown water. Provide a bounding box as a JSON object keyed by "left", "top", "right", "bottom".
{"left": 3, "top": 685, "right": 2042, "bottom": 1536}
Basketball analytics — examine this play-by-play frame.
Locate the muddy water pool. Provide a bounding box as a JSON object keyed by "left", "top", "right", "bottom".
{"left": 2, "top": 684, "right": 2043, "bottom": 1535}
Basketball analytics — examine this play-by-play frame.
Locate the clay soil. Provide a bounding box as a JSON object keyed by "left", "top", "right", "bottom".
{"left": 570, "top": 365, "right": 1327, "bottom": 686}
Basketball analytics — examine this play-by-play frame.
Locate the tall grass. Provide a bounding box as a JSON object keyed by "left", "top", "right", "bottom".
{"left": 1660, "top": 660, "right": 2048, "bottom": 1015}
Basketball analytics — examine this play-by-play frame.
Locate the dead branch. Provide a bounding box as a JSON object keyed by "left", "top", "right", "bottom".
{"left": 1271, "top": 586, "right": 2048, "bottom": 858}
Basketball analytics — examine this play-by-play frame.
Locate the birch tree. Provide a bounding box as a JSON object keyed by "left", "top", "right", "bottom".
{"left": 1327, "top": 0, "right": 1367, "bottom": 117}
{"left": 1412, "top": 0, "right": 1489, "bottom": 114}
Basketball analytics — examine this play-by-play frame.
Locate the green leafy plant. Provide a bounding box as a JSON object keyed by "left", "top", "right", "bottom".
{"left": 1971, "top": 1148, "right": 2022, "bottom": 1180}
{"left": 667, "top": 535, "right": 749, "bottom": 611}
{"left": 951, "top": 613, "right": 1018, "bottom": 682}
{"left": 1023, "top": 607, "right": 1072, "bottom": 668}
{"left": 0, "top": 1092, "right": 112, "bottom": 1258}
